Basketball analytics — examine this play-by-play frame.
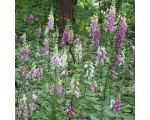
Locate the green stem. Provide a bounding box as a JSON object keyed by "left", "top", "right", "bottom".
{"left": 103, "top": 66, "right": 111, "bottom": 100}
{"left": 120, "top": 74, "right": 125, "bottom": 100}
{"left": 64, "top": 71, "right": 67, "bottom": 104}
{"left": 99, "top": 0, "right": 102, "bottom": 31}
{"left": 108, "top": 39, "right": 116, "bottom": 105}
{"left": 101, "top": 34, "right": 116, "bottom": 118}
{"left": 68, "top": 43, "right": 76, "bottom": 64}
{"left": 52, "top": 68, "right": 57, "bottom": 119}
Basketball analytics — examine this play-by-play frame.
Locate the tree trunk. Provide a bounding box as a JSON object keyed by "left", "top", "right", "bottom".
{"left": 73, "top": 0, "right": 77, "bottom": 23}
{"left": 59, "top": 0, "right": 73, "bottom": 38}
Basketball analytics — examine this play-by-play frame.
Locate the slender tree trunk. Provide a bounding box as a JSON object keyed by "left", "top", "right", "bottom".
{"left": 59, "top": 0, "right": 73, "bottom": 39}
{"left": 73, "top": 0, "right": 77, "bottom": 23}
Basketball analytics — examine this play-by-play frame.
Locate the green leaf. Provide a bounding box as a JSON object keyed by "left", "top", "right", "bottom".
{"left": 90, "top": 114, "right": 98, "bottom": 120}
{"left": 93, "top": 105, "right": 101, "bottom": 111}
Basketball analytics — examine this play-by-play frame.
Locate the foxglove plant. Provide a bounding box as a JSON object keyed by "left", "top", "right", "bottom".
{"left": 43, "top": 38, "right": 49, "bottom": 46}
{"left": 30, "top": 102, "right": 36, "bottom": 114}
{"left": 116, "top": 19, "right": 127, "bottom": 54}
{"left": 20, "top": 49, "right": 29, "bottom": 61}
{"left": 44, "top": 26, "right": 49, "bottom": 36}
{"left": 48, "top": 12, "right": 54, "bottom": 31}
{"left": 23, "top": 105, "right": 28, "bottom": 120}
{"left": 50, "top": 85, "right": 55, "bottom": 95}
{"left": 95, "top": 39, "right": 100, "bottom": 48}
{"left": 70, "top": 78, "right": 80, "bottom": 98}
{"left": 43, "top": 11, "right": 53, "bottom": 57}
{"left": 112, "top": 55, "right": 121, "bottom": 71}
{"left": 111, "top": 54, "right": 124, "bottom": 80}
{"left": 17, "top": 95, "right": 28, "bottom": 120}
{"left": 113, "top": 99, "right": 121, "bottom": 113}
{"left": 64, "top": 106, "right": 76, "bottom": 118}
{"left": 95, "top": 47, "right": 107, "bottom": 66}
{"left": 28, "top": 15, "right": 34, "bottom": 22}
{"left": 15, "top": 8, "right": 135, "bottom": 120}
{"left": 56, "top": 80, "right": 65, "bottom": 95}
{"left": 21, "top": 67, "right": 26, "bottom": 79}
{"left": 92, "top": 29, "right": 100, "bottom": 40}
{"left": 90, "top": 81, "right": 97, "bottom": 93}
{"left": 30, "top": 63, "right": 43, "bottom": 80}
{"left": 111, "top": 19, "right": 127, "bottom": 80}
{"left": 43, "top": 38, "right": 49, "bottom": 57}
{"left": 17, "top": 99, "right": 24, "bottom": 118}
{"left": 105, "top": 9, "right": 117, "bottom": 32}
{"left": 110, "top": 99, "right": 115, "bottom": 109}
{"left": 35, "top": 47, "right": 41, "bottom": 58}
{"left": 31, "top": 68, "right": 42, "bottom": 80}
{"left": 61, "top": 29, "right": 70, "bottom": 47}
{"left": 43, "top": 47, "right": 49, "bottom": 57}
{"left": 51, "top": 55, "right": 62, "bottom": 68}
{"left": 84, "top": 61, "right": 95, "bottom": 80}
{"left": 36, "top": 27, "right": 41, "bottom": 40}
{"left": 90, "top": 18, "right": 98, "bottom": 31}
{"left": 74, "top": 40, "right": 82, "bottom": 62}
{"left": 20, "top": 33, "right": 26, "bottom": 44}
{"left": 90, "top": 17, "right": 101, "bottom": 47}
{"left": 49, "top": 81, "right": 64, "bottom": 95}
{"left": 61, "top": 50, "right": 68, "bottom": 68}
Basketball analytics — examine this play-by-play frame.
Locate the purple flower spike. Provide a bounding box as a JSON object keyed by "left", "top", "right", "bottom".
{"left": 20, "top": 49, "right": 29, "bottom": 61}
{"left": 43, "top": 38, "right": 49, "bottom": 46}
{"left": 31, "top": 69, "right": 42, "bottom": 80}
{"left": 115, "top": 55, "right": 121, "bottom": 64}
{"left": 48, "top": 16, "right": 54, "bottom": 31}
{"left": 113, "top": 99, "right": 121, "bottom": 113}
{"left": 61, "top": 30, "right": 70, "bottom": 47}
{"left": 96, "top": 47, "right": 107, "bottom": 66}
{"left": 95, "top": 39, "right": 100, "bottom": 48}
{"left": 92, "top": 29, "right": 100, "bottom": 39}
{"left": 65, "top": 106, "right": 76, "bottom": 117}
{"left": 116, "top": 20, "right": 127, "bottom": 54}
{"left": 28, "top": 15, "right": 34, "bottom": 22}
{"left": 30, "top": 102, "right": 36, "bottom": 114}
{"left": 20, "top": 34, "right": 26, "bottom": 44}
{"left": 44, "top": 47, "right": 49, "bottom": 57}
{"left": 90, "top": 18, "right": 101, "bottom": 47}
{"left": 23, "top": 105, "right": 28, "bottom": 120}
{"left": 90, "top": 19, "right": 98, "bottom": 31}
{"left": 90, "top": 87, "right": 95, "bottom": 93}
{"left": 105, "top": 9, "right": 117, "bottom": 32}
{"left": 51, "top": 56, "right": 61, "bottom": 67}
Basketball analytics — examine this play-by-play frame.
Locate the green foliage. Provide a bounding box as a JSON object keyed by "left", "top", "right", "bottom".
{"left": 15, "top": 0, "right": 135, "bottom": 120}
